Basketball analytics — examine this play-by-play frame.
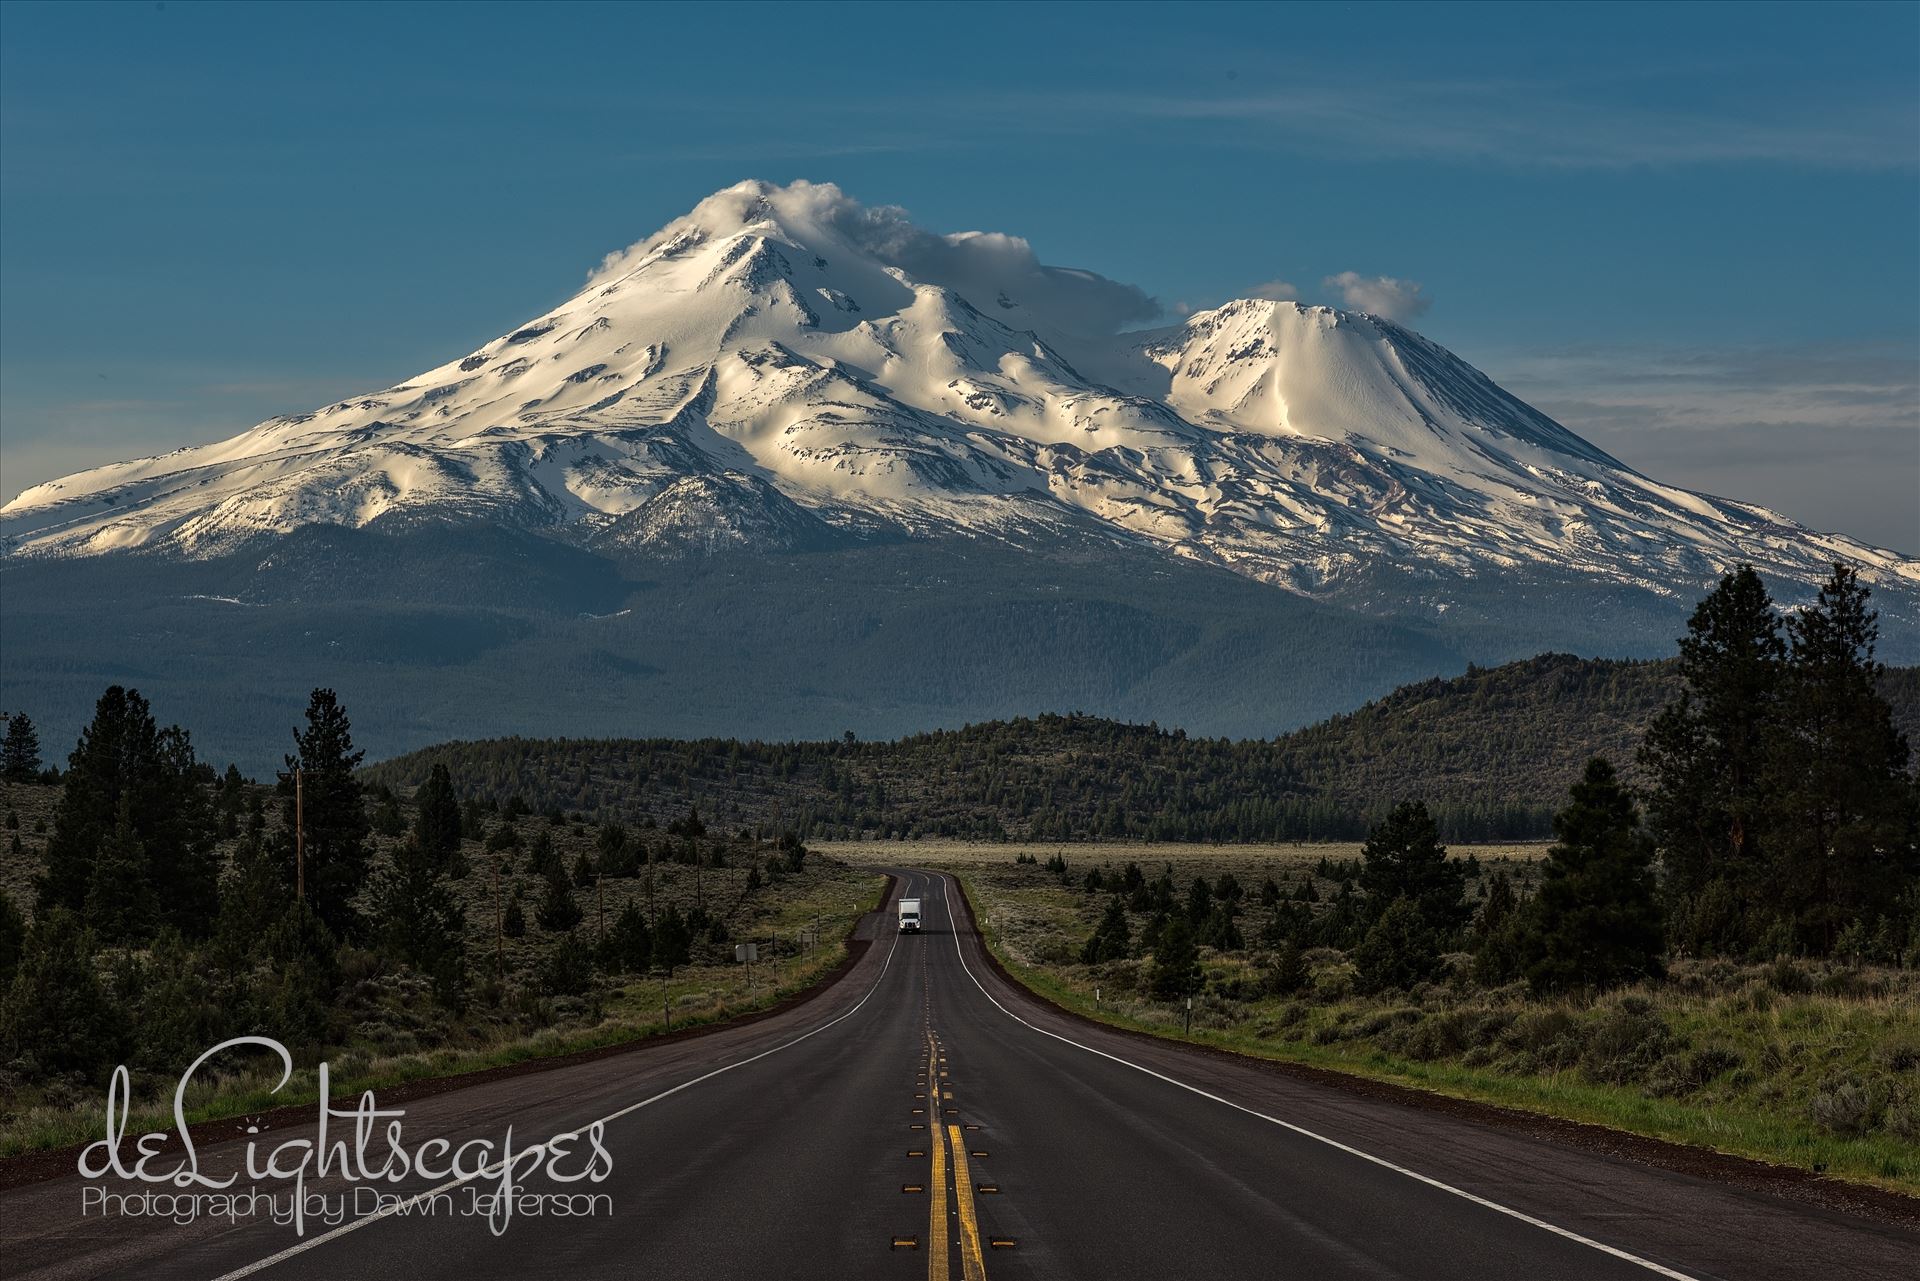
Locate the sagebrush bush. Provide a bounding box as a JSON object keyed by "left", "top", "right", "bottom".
{"left": 1582, "top": 998, "right": 1672, "bottom": 1085}
{"left": 1505, "top": 1008, "right": 1583, "bottom": 1067}
{"left": 1810, "top": 1071, "right": 1883, "bottom": 1136}
{"left": 1402, "top": 1011, "right": 1476, "bottom": 1061}
{"left": 1871, "top": 1036, "right": 1920, "bottom": 1074}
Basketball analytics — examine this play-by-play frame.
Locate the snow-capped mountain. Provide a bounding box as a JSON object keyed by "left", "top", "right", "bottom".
{"left": 5, "top": 180, "right": 1915, "bottom": 617}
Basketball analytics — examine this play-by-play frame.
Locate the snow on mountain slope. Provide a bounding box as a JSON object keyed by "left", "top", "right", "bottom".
{"left": 4, "top": 179, "right": 1914, "bottom": 615}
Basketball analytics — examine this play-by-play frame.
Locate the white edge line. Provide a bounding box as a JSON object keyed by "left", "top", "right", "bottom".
{"left": 933, "top": 872, "right": 1704, "bottom": 1281}
{"left": 209, "top": 874, "right": 914, "bottom": 1281}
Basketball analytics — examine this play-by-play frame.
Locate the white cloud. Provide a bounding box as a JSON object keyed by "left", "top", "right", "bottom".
{"left": 593, "top": 180, "right": 1160, "bottom": 337}
{"left": 1010, "top": 80, "right": 1917, "bottom": 173}
{"left": 1322, "top": 271, "right": 1432, "bottom": 322}
{"left": 1248, "top": 278, "right": 1300, "bottom": 301}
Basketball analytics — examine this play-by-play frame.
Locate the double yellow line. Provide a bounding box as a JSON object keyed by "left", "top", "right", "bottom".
{"left": 926, "top": 1033, "right": 987, "bottom": 1281}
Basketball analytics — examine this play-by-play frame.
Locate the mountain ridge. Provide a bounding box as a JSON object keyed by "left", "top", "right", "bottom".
{"left": 357, "top": 652, "right": 1920, "bottom": 842}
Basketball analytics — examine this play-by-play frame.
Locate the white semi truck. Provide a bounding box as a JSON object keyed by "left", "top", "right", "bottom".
{"left": 898, "top": 898, "right": 922, "bottom": 932}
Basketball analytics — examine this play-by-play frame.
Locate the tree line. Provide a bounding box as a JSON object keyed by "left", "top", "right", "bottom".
{"left": 0, "top": 687, "right": 810, "bottom": 1090}
{"left": 1064, "top": 564, "right": 1918, "bottom": 1001}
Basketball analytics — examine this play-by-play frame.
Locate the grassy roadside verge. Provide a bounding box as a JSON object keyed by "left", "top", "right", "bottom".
{"left": 0, "top": 868, "right": 888, "bottom": 1161}
{"left": 948, "top": 868, "right": 1920, "bottom": 1197}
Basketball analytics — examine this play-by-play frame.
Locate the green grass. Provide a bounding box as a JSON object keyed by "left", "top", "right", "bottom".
{"left": 938, "top": 859, "right": 1920, "bottom": 1197}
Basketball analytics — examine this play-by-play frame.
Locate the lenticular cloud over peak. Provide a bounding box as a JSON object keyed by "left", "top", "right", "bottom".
{"left": 593, "top": 179, "right": 1161, "bottom": 338}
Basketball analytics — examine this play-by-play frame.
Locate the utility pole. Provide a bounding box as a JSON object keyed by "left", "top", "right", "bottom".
{"left": 493, "top": 856, "right": 504, "bottom": 977}
{"left": 596, "top": 872, "right": 605, "bottom": 941}
{"left": 275, "top": 766, "right": 306, "bottom": 904}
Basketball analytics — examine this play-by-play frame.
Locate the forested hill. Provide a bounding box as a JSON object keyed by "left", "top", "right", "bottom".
{"left": 362, "top": 654, "right": 1920, "bottom": 843}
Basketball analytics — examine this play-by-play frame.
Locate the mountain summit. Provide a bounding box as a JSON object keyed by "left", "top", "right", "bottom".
{"left": 3, "top": 181, "right": 1915, "bottom": 765}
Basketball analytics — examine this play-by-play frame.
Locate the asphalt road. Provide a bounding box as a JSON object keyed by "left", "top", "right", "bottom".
{"left": 3, "top": 870, "right": 1914, "bottom": 1280}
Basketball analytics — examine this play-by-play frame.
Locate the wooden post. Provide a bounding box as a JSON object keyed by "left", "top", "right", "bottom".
{"left": 294, "top": 767, "right": 305, "bottom": 904}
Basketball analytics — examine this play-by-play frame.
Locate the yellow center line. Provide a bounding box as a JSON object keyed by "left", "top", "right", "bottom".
{"left": 947, "top": 1124, "right": 988, "bottom": 1281}
{"left": 927, "top": 1035, "right": 950, "bottom": 1281}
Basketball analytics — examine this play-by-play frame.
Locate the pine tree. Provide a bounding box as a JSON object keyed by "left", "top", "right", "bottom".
{"left": 597, "top": 821, "right": 634, "bottom": 876}
{"left": 652, "top": 902, "right": 692, "bottom": 971}
{"left": 251, "top": 902, "right": 343, "bottom": 1051}
{"left": 573, "top": 850, "right": 596, "bottom": 889}
{"left": 1, "top": 714, "right": 41, "bottom": 782}
{"left": 536, "top": 859, "right": 582, "bottom": 931}
{"left": 1518, "top": 758, "right": 1664, "bottom": 993}
{"left": 212, "top": 831, "right": 292, "bottom": 971}
{"left": 1148, "top": 916, "right": 1201, "bottom": 999}
{"left": 39, "top": 687, "right": 216, "bottom": 936}
{"left": 527, "top": 827, "right": 559, "bottom": 878}
{"left": 602, "top": 899, "right": 653, "bottom": 973}
{"left": 0, "top": 887, "right": 25, "bottom": 984}
{"left": 1641, "top": 567, "right": 1785, "bottom": 952}
{"left": 1197, "top": 906, "right": 1244, "bottom": 952}
{"left": 282, "top": 689, "right": 370, "bottom": 940}
{"left": 1353, "top": 897, "right": 1441, "bottom": 994}
{"left": 372, "top": 837, "right": 468, "bottom": 1008}
{"left": 1184, "top": 875, "right": 1213, "bottom": 924}
{"left": 1768, "top": 563, "right": 1916, "bottom": 953}
{"left": 1080, "top": 897, "right": 1131, "bottom": 963}
{"left": 84, "top": 796, "right": 155, "bottom": 942}
{"left": 503, "top": 887, "right": 527, "bottom": 938}
{"left": 1471, "top": 869, "right": 1525, "bottom": 985}
{"left": 0, "top": 909, "right": 124, "bottom": 1082}
{"left": 1261, "top": 938, "right": 1308, "bottom": 995}
{"left": 413, "top": 763, "right": 463, "bottom": 871}
{"left": 1359, "top": 800, "right": 1467, "bottom": 937}
{"left": 543, "top": 930, "right": 595, "bottom": 996}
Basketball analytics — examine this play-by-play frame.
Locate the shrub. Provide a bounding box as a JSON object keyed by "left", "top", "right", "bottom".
{"left": 1312, "top": 965, "right": 1355, "bottom": 1002}
{"left": 1765, "top": 956, "right": 1811, "bottom": 995}
{"left": 1581, "top": 997, "right": 1672, "bottom": 1085}
{"left": 1872, "top": 1036, "right": 1920, "bottom": 1074}
{"left": 1403, "top": 1011, "right": 1476, "bottom": 1061}
{"left": 1504, "top": 1008, "right": 1584, "bottom": 1070}
{"left": 1809, "top": 1071, "right": 1882, "bottom": 1136}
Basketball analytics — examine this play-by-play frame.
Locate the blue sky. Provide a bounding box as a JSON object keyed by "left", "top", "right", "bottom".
{"left": 3, "top": 0, "right": 1916, "bottom": 548}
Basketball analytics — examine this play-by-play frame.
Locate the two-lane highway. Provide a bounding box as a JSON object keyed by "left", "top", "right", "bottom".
{"left": 2, "top": 870, "right": 1914, "bottom": 1280}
